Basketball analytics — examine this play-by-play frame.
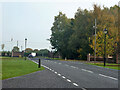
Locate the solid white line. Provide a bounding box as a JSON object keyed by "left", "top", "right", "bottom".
{"left": 99, "top": 74, "right": 118, "bottom": 80}
{"left": 58, "top": 74, "right": 61, "bottom": 76}
{"left": 73, "top": 83, "right": 79, "bottom": 87}
{"left": 59, "top": 63, "right": 61, "bottom": 64}
{"left": 62, "top": 76, "right": 66, "bottom": 79}
{"left": 65, "top": 64, "right": 69, "bottom": 66}
{"left": 67, "top": 79, "right": 71, "bottom": 82}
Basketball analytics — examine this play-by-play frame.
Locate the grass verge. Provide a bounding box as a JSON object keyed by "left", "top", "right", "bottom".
{"left": 85, "top": 62, "right": 120, "bottom": 70}
{"left": 1, "top": 57, "right": 44, "bottom": 80}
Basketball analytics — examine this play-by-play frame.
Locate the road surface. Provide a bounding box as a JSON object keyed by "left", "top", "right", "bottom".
{"left": 2, "top": 58, "right": 119, "bottom": 89}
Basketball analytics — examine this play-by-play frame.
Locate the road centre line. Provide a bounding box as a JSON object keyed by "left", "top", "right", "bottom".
{"left": 65, "top": 64, "right": 69, "bottom": 66}
{"left": 58, "top": 74, "right": 61, "bottom": 76}
{"left": 81, "top": 88, "right": 87, "bottom": 90}
{"left": 81, "top": 69, "right": 93, "bottom": 73}
{"left": 62, "top": 76, "right": 66, "bottom": 79}
{"left": 70, "top": 66, "right": 76, "bottom": 68}
{"left": 99, "top": 74, "right": 118, "bottom": 80}
{"left": 73, "top": 83, "right": 79, "bottom": 87}
{"left": 67, "top": 79, "right": 71, "bottom": 82}
{"left": 54, "top": 72, "right": 57, "bottom": 74}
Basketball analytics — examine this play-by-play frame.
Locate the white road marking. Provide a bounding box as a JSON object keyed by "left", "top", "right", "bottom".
{"left": 62, "top": 76, "right": 66, "bottom": 79}
{"left": 81, "top": 69, "right": 93, "bottom": 73}
{"left": 67, "top": 79, "right": 71, "bottom": 82}
{"left": 54, "top": 72, "right": 57, "bottom": 74}
{"left": 81, "top": 88, "right": 87, "bottom": 90}
{"left": 58, "top": 74, "right": 61, "bottom": 76}
{"left": 73, "top": 83, "right": 79, "bottom": 87}
{"left": 51, "top": 70, "right": 54, "bottom": 72}
{"left": 99, "top": 74, "right": 118, "bottom": 80}
{"left": 71, "top": 66, "right": 76, "bottom": 68}
{"left": 31, "top": 60, "right": 80, "bottom": 87}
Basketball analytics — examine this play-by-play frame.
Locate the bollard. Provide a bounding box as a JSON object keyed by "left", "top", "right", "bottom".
{"left": 38, "top": 59, "right": 41, "bottom": 68}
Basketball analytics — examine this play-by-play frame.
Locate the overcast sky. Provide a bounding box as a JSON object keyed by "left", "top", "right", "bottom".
{"left": 0, "top": 0, "right": 119, "bottom": 51}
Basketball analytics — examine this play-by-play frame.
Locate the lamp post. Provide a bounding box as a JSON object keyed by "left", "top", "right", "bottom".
{"left": 25, "top": 38, "right": 27, "bottom": 60}
{"left": 103, "top": 28, "right": 107, "bottom": 66}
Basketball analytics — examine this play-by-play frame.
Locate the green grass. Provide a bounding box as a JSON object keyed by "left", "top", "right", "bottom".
{"left": 86, "top": 62, "right": 120, "bottom": 70}
{"left": 1, "top": 57, "right": 44, "bottom": 80}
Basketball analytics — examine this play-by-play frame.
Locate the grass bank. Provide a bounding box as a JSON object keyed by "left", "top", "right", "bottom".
{"left": 86, "top": 62, "right": 120, "bottom": 70}
{"left": 1, "top": 57, "right": 44, "bottom": 80}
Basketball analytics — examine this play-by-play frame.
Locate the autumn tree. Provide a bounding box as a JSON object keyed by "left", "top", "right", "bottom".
{"left": 90, "top": 31, "right": 117, "bottom": 57}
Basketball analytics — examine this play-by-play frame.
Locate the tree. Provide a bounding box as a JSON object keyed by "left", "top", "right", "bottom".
{"left": 68, "top": 8, "right": 93, "bottom": 59}
{"left": 12, "top": 46, "right": 19, "bottom": 52}
{"left": 33, "top": 49, "right": 39, "bottom": 53}
{"left": 25, "top": 48, "right": 33, "bottom": 53}
{"left": 50, "top": 12, "right": 73, "bottom": 59}
{"left": 90, "top": 31, "right": 117, "bottom": 57}
{"left": 49, "top": 4, "right": 118, "bottom": 60}
{"left": 37, "top": 49, "right": 49, "bottom": 57}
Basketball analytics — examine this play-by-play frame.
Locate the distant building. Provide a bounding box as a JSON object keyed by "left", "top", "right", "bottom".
{"left": 12, "top": 51, "right": 24, "bottom": 57}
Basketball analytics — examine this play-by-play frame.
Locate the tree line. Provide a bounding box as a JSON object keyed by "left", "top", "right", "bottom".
{"left": 0, "top": 46, "right": 50, "bottom": 57}
{"left": 50, "top": 4, "right": 119, "bottom": 60}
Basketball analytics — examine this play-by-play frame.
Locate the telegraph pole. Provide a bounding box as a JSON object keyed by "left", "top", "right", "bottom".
{"left": 25, "top": 38, "right": 27, "bottom": 60}
{"left": 93, "top": 19, "right": 97, "bottom": 62}
{"left": 21, "top": 46, "right": 23, "bottom": 51}
{"left": 17, "top": 40, "right": 18, "bottom": 47}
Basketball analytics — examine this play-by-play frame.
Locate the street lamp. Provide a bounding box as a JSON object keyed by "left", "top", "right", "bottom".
{"left": 103, "top": 28, "right": 108, "bottom": 66}
{"left": 25, "top": 38, "right": 27, "bottom": 60}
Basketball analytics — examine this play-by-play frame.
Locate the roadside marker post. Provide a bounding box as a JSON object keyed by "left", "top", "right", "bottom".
{"left": 38, "top": 59, "right": 41, "bottom": 68}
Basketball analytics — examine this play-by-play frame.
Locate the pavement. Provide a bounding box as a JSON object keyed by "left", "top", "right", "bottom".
{"left": 2, "top": 58, "right": 119, "bottom": 89}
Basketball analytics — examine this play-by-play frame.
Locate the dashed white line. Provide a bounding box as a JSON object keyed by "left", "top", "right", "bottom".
{"left": 58, "top": 74, "right": 61, "bottom": 76}
{"left": 73, "top": 83, "right": 79, "bottom": 87}
{"left": 81, "top": 69, "right": 93, "bottom": 73}
{"left": 81, "top": 87, "right": 87, "bottom": 90}
{"left": 31, "top": 60, "right": 79, "bottom": 87}
{"left": 67, "top": 79, "right": 71, "bottom": 82}
{"left": 65, "top": 64, "right": 69, "bottom": 66}
{"left": 62, "top": 76, "right": 66, "bottom": 79}
{"left": 70, "top": 66, "right": 76, "bottom": 68}
{"left": 99, "top": 74, "right": 118, "bottom": 80}
{"left": 51, "top": 70, "right": 54, "bottom": 72}
{"left": 54, "top": 72, "right": 57, "bottom": 74}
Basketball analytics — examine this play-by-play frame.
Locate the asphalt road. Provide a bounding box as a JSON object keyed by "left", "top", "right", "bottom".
{"left": 2, "top": 58, "right": 119, "bottom": 89}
